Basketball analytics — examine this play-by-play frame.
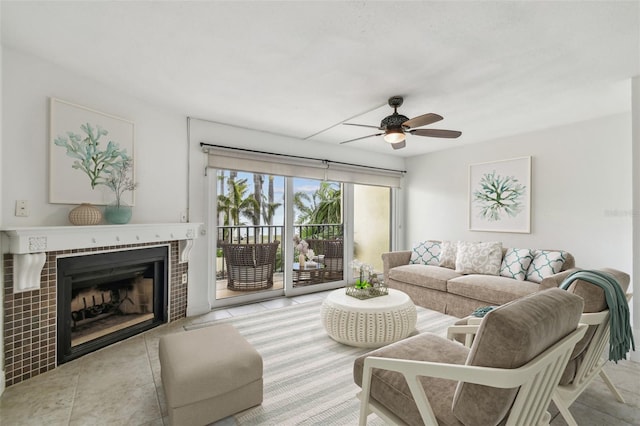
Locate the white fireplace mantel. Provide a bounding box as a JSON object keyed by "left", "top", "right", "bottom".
{"left": 1, "top": 223, "right": 203, "bottom": 293}
{"left": 2, "top": 223, "right": 203, "bottom": 254}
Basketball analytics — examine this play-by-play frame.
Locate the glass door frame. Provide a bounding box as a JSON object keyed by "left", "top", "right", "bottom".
{"left": 207, "top": 170, "right": 396, "bottom": 308}
{"left": 281, "top": 178, "right": 350, "bottom": 297}
{"left": 208, "top": 172, "right": 285, "bottom": 308}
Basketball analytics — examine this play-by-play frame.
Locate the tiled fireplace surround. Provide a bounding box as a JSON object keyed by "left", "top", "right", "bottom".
{"left": 2, "top": 224, "right": 199, "bottom": 387}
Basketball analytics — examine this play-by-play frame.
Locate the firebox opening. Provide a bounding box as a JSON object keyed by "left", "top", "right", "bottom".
{"left": 57, "top": 247, "right": 168, "bottom": 364}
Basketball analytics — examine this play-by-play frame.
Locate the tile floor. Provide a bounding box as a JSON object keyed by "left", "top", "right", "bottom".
{"left": 0, "top": 290, "right": 638, "bottom": 426}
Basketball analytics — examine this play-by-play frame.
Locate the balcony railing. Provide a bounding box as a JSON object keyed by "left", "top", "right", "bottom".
{"left": 216, "top": 224, "right": 343, "bottom": 245}
{"left": 216, "top": 224, "right": 344, "bottom": 278}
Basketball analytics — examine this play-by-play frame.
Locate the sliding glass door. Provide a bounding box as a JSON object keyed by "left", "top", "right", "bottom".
{"left": 290, "top": 177, "right": 344, "bottom": 291}
{"left": 353, "top": 184, "right": 391, "bottom": 274}
{"left": 211, "top": 170, "right": 350, "bottom": 306}
{"left": 213, "top": 170, "right": 286, "bottom": 304}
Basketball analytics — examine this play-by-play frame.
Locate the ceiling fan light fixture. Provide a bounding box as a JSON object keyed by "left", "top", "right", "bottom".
{"left": 384, "top": 128, "right": 406, "bottom": 144}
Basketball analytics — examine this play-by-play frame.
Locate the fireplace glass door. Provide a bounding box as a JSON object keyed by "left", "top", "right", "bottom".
{"left": 57, "top": 247, "right": 168, "bottom": 363}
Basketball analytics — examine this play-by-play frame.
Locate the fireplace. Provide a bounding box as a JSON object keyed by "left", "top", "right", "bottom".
{"left": 57, "top": 247, "right": 168, "bottom": 363}
{"left": 2, "top": 223, "right": 198, "bottom": 387}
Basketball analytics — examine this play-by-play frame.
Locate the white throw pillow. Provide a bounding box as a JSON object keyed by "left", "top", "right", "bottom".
{"left": 455, "top": 241, "right": 503, "bottom": 275}
{"left": 409, "top": 240, "right": 441, "bottom": 265}
{"left": 500, "top": 248, "right": 535, "bottom": 281}
{"left": 525, "top": 250, "right": 567, "bottom": 283}
{"left": 439, "top": 240, "right": 458, "bottom": 269}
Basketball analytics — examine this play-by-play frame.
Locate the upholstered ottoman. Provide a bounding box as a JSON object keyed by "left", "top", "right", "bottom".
{"left": 159, "top": 324, "right": 263, "bottom": 426}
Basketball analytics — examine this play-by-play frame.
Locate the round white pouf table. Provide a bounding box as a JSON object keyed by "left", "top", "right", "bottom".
{"left": 320, "top": 288, "right": 417, "bottom": 348}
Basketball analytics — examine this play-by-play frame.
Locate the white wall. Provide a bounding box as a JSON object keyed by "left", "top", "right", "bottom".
{"left": 1, "top": 47, "right": 188, "bottom": 227}
{"left": 0, "top": 46, "right": 407, "bottom": 322}
{"left": 404, "top": 112, "right": 632, "bottom": 273}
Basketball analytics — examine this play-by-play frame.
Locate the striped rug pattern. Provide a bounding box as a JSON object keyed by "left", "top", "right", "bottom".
{"left": 187, "top": 299, "right": 459, "bottom": 425}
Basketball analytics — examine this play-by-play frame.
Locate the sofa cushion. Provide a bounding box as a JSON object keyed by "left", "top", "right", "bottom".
{"left": 354, "top": 332, "right": 469, "bottom": 426}
{"left": 439, "top": 240, "right": 458, "bottom": 269}
{"left": 455, "top": 241, "right": 502, "bottom": 275}
{"left": 500, "top": 248, "right": 534, "bottom": 280}
{"left": 452, "top": 288, "right": 584, "bottom": 426}
{"left": 409, "top": 240, "right": 441, "bottom": 266}
{"left": 525, "top": 250, "right": 567, "bottom": 283}
{"left": 447, "top": 274, "right": 540, "bottom": 306}
{"left": 389, "top": 264, "right": 462, "bottom": 292}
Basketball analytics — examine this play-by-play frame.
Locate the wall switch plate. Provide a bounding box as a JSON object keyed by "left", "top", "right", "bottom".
{"left": 181, "top": 273, "right": 188, "bottom": 284}
{"left": 180, "top": 211, "right": 187, "bottom": 223}
{"left": 15, "top": 200, "right": 29, "bottom": 217}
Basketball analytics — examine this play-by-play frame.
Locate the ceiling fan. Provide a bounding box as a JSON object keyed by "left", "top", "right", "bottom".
{"left": 340, "top": 96, "right": 461, "bottom": 150}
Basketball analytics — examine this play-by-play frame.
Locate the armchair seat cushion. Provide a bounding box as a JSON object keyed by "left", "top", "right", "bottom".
{"left": 354, "top": 333, "right": 469, "bottom": 426}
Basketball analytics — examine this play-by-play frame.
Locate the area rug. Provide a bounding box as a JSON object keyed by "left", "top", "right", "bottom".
{"left": 185, "top": 299, "right": 459, "bottom": 425}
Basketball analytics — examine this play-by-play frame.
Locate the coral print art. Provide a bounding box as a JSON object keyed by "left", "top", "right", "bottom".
{"left": 469, "top": 157, "right": 531, "bottom": 233}
{"left": 49, "top": 98, "right": 135, "bottom": 205}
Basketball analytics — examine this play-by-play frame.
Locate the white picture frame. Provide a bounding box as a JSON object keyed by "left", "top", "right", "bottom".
{"left": 468, "top": 156, "right": 531, "bottom": 233}
{"left": 49, "top": 98, "right": 135, "bottom": 205}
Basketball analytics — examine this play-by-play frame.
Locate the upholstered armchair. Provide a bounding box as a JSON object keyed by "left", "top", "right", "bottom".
{"left": 447, "top": 268, "right": 632, "bottom": 426}
{"left": 354, "top": 288, "right": 587, "bottom": 425}
{"left": 553, "top": 268, "right": 631, "bottom": 426}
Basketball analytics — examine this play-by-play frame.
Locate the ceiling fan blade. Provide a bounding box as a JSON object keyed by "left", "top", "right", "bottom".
{"left": 339, "top": 132, "right": 384, "bottom": 144}
{"left": 343, "top": 123, "right": 381, "bottom": 129}
{"left": 402, "top": 113, "right": 443, "bottom": 129}
{"left": 410, "top": 128, "right": 462, "bottom": 139}
{"left": 391, "top": 140, "right": 406, "bottom": 150}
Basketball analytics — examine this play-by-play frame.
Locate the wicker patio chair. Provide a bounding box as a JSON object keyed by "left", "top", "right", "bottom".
{"left": 219, "top": 241, "right": 280, "bottom": 291}
{"left": 306, "top": 238, "right": 344, "bottom": 281}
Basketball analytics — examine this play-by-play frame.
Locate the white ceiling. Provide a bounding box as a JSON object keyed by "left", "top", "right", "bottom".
{"left": 2, "top": 1, "right": 639, "bottom": 157}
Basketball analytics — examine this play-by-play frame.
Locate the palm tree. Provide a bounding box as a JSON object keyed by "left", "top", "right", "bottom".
{"left": 311, "top": 182, "right": 342, "bottom": 225}
{"left": 250, "top": 174, "right": 264, "bottom": 226}
{"left": 294, "top": 181, "right": 342, "bottom": 238}
{"left": 227, "top": 178, "right": 258, "bottom": 226}
{"left": 293, "top": 191, "right": 315, "bottom": 224}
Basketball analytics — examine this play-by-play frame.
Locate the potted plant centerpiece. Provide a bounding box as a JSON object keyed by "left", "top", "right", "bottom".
{"left": 346, "top": 259, "right": 388, "bottom": 299}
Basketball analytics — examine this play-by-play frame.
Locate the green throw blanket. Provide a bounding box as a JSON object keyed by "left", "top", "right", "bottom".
{"left": 560, "top": 270, "right": 635, "bottom": 362}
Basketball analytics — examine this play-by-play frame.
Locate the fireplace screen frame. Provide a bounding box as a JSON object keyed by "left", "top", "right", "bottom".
{"left": 56, "top": 246, "right": 168, "bottom": 364}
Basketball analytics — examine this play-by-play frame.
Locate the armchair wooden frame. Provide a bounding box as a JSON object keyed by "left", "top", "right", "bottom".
{"left": 358, "top": 324, "right": 588, "bottom": 426}
{"left": 552, "top": 310, "right": 626, "bottom": 426}
{"left": 447, "top": 305, "right": 630, "bottom": 426}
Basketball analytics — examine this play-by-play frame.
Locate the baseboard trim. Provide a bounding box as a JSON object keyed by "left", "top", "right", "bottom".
{"left": 187, "top": 301, "right": 211, "bottom": 317}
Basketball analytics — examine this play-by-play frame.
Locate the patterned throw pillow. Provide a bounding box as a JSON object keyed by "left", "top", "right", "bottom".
{"left": 455, "top": 241, "right": 503, "bottom": 275}
{"left": 525, "top": 250, "right": 567, "bottom": 283}
{"left": 439, "top": 240, "right": 458, "bottom": 269}
{"left": 500, "top": 248, "right": 535, "bottom": 281}
{"left": 409, "top": 241, "right": 441, "bottom": 265}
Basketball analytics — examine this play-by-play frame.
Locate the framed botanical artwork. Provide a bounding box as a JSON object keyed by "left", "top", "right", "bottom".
{"left": 468, "top": 156, "right": 531, "bottom": 233}
{"left": 49, "top": 98, "right": 135, "bottom": 205}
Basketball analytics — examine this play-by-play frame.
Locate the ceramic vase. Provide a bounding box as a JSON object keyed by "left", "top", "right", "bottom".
{"left": 68, "top": 203, "right": 102, "bottom": 226}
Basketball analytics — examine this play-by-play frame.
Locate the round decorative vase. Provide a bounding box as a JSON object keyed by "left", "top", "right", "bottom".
{"left": 69, "top": 203, "right": 102, "bottom": 226}
{"left": 104, "top": 202, "right": 132, "bottom": 224}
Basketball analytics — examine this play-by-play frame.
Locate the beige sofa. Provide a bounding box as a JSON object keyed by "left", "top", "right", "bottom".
{"left": 382, "top": 240, "right": 576, "bottom": 318}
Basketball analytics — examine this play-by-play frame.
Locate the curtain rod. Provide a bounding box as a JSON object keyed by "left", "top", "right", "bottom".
{"left": 200, "top": 143, "right": 406, "bottom": 174}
